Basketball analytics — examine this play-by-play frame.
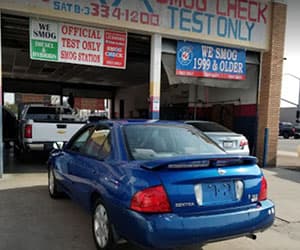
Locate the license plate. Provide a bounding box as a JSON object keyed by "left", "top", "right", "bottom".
{"left": 201, "top": 181, "right": 236, "bottom": 205}
{"left": 223, "top": 141, "right": 234, "bottom": 148}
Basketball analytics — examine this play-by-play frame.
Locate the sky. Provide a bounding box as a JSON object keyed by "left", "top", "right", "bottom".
{"left": 281, "top": 0, "right": 300, "bottom": 107}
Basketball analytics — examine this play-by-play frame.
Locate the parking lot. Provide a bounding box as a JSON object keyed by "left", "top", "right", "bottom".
{"left": 1, "top": 146, "right": 300, "bottom": 250}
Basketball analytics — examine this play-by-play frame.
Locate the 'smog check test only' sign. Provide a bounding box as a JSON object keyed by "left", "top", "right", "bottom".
{"left": 30, "top": 18, "right": 127, "bottom": 69}
{"left": 176, "top": 41, "right": 246, "bottom": 80}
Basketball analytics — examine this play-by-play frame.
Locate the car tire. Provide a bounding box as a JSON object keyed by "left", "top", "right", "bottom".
{"left": 48, "top": 167, "right": 62, "bottom": 199}
{"left": 92, "top": 199, "right": 115, "bottom": 250}
{"left": 283, "top": 132, "right": 290, "bottom": 139}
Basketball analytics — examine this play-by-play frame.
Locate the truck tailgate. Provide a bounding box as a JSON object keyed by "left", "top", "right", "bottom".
{"left": 30, "top": 122, "right": 85, "bottom": 142}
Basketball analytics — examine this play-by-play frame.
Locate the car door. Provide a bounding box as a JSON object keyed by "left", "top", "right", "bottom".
{"left": 67, "top": 125, "right": 113, "bottom": 210}
{"left": 61, "top": 125, "right": 95, "bottom": 196}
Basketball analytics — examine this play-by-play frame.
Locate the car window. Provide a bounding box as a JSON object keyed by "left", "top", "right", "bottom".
{"left": 83, "top": 127, "right": 111, "bottom": 159}
{"left": 68, "top": 127, "right": 94, "bottom": 153}
{"left": 26, "top": 107, "right": 58, "bottom": 120}
{"left": 124, "top": 124, "right": 225, "bottom": 160}
{"left": 281, "top": 122, "right": 293, "bottom": 127}
{"left": 187, "top": 122, "right": 231, "bottom": 132}
{"left": 25, "top": 106, "right": 73, "bottom": 121}
{"left": 63, "top": 108, "right": 72, "bottom": 114}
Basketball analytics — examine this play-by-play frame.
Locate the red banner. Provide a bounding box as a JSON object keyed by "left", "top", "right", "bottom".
{"left": 103, "top": 31, "right": 127, "bottom": 69}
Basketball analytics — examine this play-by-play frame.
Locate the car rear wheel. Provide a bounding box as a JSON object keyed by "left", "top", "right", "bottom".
{"left": 48, "top": 168, "right": 62, "bottom": 198}
{"left": 93, "top": 200, "right": 114, "bottom": 250}
{"left": 283, "top": 132, "right": 290, "bottom": 139}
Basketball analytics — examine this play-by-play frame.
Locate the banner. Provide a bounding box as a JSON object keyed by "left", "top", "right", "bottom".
{"left": 30, "top": 18, "right": 127, "bottom": 69}
{"left": 176, "top": 41, "right": 246, "bottom": 80}
{"left": 2, "top": 0, "right": 271, "bottom": 50}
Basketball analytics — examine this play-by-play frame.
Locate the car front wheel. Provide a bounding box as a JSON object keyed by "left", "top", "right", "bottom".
{"left": 48, "top": 167, "right": 62, "bottom": 198}
{"left": 93, "top": 200, "right": 114, "bottom": 250}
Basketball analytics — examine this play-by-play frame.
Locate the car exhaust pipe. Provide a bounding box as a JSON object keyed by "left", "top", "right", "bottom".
{"left": 247, "top": 234, "right": 257, "bottom": 240}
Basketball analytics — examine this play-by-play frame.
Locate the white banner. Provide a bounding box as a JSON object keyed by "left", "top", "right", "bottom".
{"left": 1, "top": 0, "right": 271, "bottom": 50}
{"left": 30, "top": 18, "right": 127, "bottom": 68}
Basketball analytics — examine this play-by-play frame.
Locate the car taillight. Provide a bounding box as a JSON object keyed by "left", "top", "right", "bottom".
{"left": 258, "top": 176, "right": 267, "bottom": 201}
{"left": 240, "top": 139, "right": 248, "bottom": 148}
{"left": 24, "top": 124, "right": 32, "bottom": 138}
{"left": 130, "top": 185, "right": 171, "bottom": 213}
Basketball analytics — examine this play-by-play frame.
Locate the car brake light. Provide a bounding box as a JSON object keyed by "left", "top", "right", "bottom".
{"left": 240, "top": 139, "right": 248, "bottom": 148}
{"left": 130, "top": 185, "right": 171, "bottom": 213}
{"left": 258, "top": 176, "right": 267, "bottom": 201}
{"left": 24, "top": 124, "right": 32, "bottom": 138}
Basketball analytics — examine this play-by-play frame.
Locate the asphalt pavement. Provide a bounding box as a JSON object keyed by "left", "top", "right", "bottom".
{"left": 0, "top": 145, "right": 300, "bottom": 250}
{"left": 277, "top": 138, "right": 300, "bottom": 168}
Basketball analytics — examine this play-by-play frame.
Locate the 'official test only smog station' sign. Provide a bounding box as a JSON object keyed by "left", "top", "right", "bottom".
{"left": 30, "top": 18, "right": 127, "bottom": 69}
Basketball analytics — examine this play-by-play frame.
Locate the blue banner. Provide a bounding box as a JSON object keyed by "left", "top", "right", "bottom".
{"left": 176, "top": 41, "right": 246, "bottom": 80}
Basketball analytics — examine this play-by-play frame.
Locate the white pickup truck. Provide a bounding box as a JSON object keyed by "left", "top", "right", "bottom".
{"left": 15, "top": 104, "right": 86, "bottom": 160}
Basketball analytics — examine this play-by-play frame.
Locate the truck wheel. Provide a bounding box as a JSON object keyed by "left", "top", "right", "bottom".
{"left": 283, "top": 132, "right": 290, "bottom": 139}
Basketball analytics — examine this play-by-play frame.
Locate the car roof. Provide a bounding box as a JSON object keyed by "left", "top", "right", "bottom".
{"left": 184, "top": 120, "right": 215, "bottom": 124}
{"left": 94, "top": 119, "right": 185, "bottom": 127}
{"left": 280, "top": 122, "right": 293, "bottom": 125}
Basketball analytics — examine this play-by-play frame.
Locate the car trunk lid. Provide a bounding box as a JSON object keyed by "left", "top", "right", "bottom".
{"left": 141, "top": 155, "right": 262, "bottom": 215}
{"left": 205, "top": 132, "right": 243, "bottom": 151}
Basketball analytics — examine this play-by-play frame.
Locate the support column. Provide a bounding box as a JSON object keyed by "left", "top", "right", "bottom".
{"left": 257, "top": 1, "right": 287, "bottom": 166}
{"left": 0, "top": 11, "right": 3, "bottom": 178}
{"left": 149, "top": 34, "right": 162, "bottom": 119}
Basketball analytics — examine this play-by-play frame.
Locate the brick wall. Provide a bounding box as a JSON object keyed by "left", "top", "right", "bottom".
{"left": 257, "top": 2, "right": 287, "bottom": 166}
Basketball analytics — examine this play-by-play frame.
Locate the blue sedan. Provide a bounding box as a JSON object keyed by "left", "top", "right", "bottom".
{"left": 47, "top": 120, "right": 275, "bottom": 249}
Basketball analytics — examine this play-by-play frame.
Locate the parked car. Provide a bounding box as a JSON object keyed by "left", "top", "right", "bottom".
{"left": 293, "top": 124, "right": 300, "bottom": 139}
{"left": 185, "top": 120, "right": 249, "bottom": 155}
{"left": 279, "top": 122, "right": 295, "bottom": 139}
{"left": 48, "top": 120, "right": 274, "bottom": 250}
{"left": 15, "top": 104, "right": 86, "bottom": 160}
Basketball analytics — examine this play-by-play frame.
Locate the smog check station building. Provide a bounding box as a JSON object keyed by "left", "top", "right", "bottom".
{"left": 0, "top": 0, "right": 287, "bottom": 176}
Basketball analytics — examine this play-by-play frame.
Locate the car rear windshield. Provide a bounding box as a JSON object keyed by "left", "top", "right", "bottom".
{"left": 123, "top": 124, "right": 225, "bottom": 160}
{"left": 280, "top": 122, "right": 293, "bottom": 127}
{"left": 187, "top": 122, "right": 231, "bottom": 132}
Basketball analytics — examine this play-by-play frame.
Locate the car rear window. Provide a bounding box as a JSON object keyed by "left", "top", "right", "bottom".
{"left": 26, "top": 107, "right": 72, "bottom": 121}
{"left": 280, "top": 122, "right": 293, "bottom": 127}
{"left": 187, "top": 122, "right": 231, "bottom": 132}
{"left": 123, "top": 124, "right": 225, "bottom": 160}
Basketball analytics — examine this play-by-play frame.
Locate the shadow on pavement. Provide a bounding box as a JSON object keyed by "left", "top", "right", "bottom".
{"left": 265, "top": 167, "right": 300, "bottom": 184}
{"left": 0, "top": 185, "right": 201, "bottom": 250}
{"left": 0, "top": 185, "right": 141, "bottom": 250}
{"left": 3, "top": 147, "right": 48, "bottom": 174}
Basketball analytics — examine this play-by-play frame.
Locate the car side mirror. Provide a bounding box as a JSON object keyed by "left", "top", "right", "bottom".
{"left": 53, "top": 141, "right": 65, "bottom": 150}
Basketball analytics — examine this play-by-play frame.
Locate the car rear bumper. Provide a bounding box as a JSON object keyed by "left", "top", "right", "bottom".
{"left": 25, "top": 142, "right": 62, "bottom": 151}
{"left": 119, "top": 200, "right": 275, "bottom": 249}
